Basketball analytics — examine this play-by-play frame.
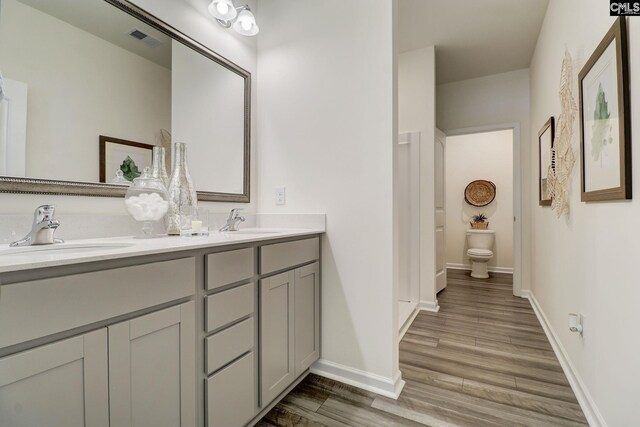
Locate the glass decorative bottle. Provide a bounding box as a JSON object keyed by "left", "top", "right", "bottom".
{"left": 150, "top": 146, "right": 170, "bottom": 189}
{"left": 167, "top": 142, "right": 198, "bottom": 235}
{"left": 124, "top": 167, "right": 169, "bottom": 238}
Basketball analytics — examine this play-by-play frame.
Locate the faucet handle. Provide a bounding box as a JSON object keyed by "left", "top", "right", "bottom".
{"left": 33, "top": 205, "right": 56, "bottom": 224}
{"left": 229, "top": 208, "right": 244, "bottom": 219}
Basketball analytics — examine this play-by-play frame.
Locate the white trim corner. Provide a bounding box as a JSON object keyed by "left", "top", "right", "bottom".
{"left": 418, "top": 300, "right": 440, "bottom": 312}
{"left": 310, "top": 359, "right": 405, "bottom": 399}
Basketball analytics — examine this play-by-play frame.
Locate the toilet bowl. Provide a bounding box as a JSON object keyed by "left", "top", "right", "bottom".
{"left": 466, "top": 229, "right": 495, "bottom": 279}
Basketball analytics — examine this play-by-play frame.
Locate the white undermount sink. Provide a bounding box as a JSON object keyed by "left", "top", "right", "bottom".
{"left": 227, "top": 229, "right": 283, "bottom": 235}
{"left": 0, "top": 242, "right": 135, "bottom": 257}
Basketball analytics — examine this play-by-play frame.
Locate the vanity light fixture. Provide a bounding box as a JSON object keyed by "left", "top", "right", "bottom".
{"left": 208, "top": 0, "right": 259, "bottom": 36}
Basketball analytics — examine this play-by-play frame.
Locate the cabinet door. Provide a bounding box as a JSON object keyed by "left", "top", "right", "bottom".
{"left": 108, "top": 302, "right": 195, "bottom": 427}
{"left": 260, "top": 271, "right": 295, "bottom": 404}
{"left": 206, "top": 351, "right": 255, "bottom": 427}
{"left": 0, "top": 329, "right": 109, "bottom": 427}
{"left": 294, "top": 262, "right": 320, "bottom": 375}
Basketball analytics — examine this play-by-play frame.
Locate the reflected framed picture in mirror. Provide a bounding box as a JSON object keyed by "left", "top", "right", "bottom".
{"left": 99, "top": 136, "right": 153, "bottom": 184}
{"left": 538, "top": 117, "right": 555, "bottom": 206}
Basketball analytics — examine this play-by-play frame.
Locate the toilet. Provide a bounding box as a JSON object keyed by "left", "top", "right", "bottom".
{"left": 466, "top": 229, "right": 495, "bottom": 279}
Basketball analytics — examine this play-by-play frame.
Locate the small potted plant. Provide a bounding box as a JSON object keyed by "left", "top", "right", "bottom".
{"left": 470, "top": 213, "right": 489, "bottom": 229}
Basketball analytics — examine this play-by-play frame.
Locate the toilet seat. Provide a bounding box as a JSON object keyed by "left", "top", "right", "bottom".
{"left": 467, "top": 248, "right": 493, "bottom": 257}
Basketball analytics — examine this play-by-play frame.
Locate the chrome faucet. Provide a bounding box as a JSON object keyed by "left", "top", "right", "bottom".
{"left": 219, "top": 208, "right": 245, "bottom": 232}
{"left": 10, "top": 205, "right": 64, "bottom": 247}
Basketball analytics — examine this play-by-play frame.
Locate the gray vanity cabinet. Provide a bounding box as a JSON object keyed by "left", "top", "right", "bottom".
{"left": 0, "top": 302, "right": 195, "bottom": 427}
{"left": 108, "top": 301, "right": 196, "bottom": 427}
{"left": 0, "top": 329, "right": 109, "bottom": 427}
{"left": 0, "top": 258, "right": 196, "bottom": 427}
{"left": 260, "top": 261, "right": 320, "bottom": 405}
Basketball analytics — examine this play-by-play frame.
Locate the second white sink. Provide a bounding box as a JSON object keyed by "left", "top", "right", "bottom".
{"left": 0, "top": 242, "right": 135, "bottom": 257}
{"left": 226, "top": 229, "right": 283, "bottom": 235}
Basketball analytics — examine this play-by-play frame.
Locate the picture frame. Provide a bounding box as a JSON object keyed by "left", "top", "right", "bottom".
{"left": 579, "top": 17, "right": 631, "bottom": 202}
{"left": 538, "top": 117, "right": 555, "bottom": 206}
{"left": 99, "top": 135, "right": 154, "bottom": 183}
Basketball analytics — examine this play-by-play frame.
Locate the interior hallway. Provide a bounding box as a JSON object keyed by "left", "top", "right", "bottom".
{"left": 257, "top": 269, "right": 588, "bottom": 426}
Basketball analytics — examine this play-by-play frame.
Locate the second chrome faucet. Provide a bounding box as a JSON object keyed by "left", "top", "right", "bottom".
{"left": 219, "top": 208, "right": 245, "bottom": 232}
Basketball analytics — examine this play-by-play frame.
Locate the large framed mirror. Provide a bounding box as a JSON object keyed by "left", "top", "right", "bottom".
{"left": 0, "top": 0, "right": 250, "bottom": 202}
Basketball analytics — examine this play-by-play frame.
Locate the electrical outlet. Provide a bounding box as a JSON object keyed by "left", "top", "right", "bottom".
{"left": 275, "top": 187, "right": 286, "bottom": 205}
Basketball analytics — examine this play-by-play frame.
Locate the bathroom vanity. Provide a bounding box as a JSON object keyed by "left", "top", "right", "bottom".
{"left": 0, "top": 229, "right": 323, "bottom": 427}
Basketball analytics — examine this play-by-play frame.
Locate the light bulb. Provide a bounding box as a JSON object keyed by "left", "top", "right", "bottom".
{"left": 232, "top": 8, "right": 258, "bottom": 36}
{"left": 208, "top": 0, "right": 237, "bottom": 21}
{"left": 216, "top": 2, "right": 228, "bottom": 14}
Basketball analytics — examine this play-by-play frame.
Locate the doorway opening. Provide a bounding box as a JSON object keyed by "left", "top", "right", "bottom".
{"left": 445, "top": 129, "right": 514, "bottom": 279}
{"left": 447, "top": 123, "right": 523, "bottom": 296}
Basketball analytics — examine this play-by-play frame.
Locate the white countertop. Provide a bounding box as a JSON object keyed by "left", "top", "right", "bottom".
{"left": 0, "top": 228, "right": 323, "bottom": 274}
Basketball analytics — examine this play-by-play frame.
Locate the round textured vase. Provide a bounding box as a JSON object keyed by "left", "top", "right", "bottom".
{"left": 167, "top": 142, "right": 198, "bottom": 235}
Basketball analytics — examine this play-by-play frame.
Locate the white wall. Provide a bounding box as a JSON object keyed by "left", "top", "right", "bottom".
{"left": 0, "top": 0, "right": 257, "bottom": 217}
{"left": 398, "top": 47, "right": 437, "bottom": 309}
{"left": 256, "top": 0, "right": 401, "bottom": 395}
{"left": 446, "top": 130, "right": 513, "bottom": 271}
{"left": 530, "top": 2, "right": 640, "bottom": 425}
{"left": 437, "top": 69, "right": 530, "bottom": 293}
{"left": 0, "top": 0, "right": 171, "bottom": 182}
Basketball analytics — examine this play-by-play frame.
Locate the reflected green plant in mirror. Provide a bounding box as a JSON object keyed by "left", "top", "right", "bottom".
{"left": 120, "top": 156, "right": 141, "bottom": 181}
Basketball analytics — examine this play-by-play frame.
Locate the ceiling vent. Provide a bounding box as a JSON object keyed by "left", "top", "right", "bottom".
{"left": 127, "top": 28, "right": 162, "bottom": 48}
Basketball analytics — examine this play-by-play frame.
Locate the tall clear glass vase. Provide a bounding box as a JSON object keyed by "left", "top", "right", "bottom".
{"left": 150, "top": 146, "right": 170, "bottom": 188}
{"left": 167, "top": 142, "right": 198, "bottom": 235}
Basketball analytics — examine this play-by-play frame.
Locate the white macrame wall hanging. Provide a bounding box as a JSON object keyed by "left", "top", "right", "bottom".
{"left": 547, "top": 49, "right": 577, "bottom": 217}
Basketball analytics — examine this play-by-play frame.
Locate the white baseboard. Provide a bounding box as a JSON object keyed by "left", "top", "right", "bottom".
{"left": 446, "top": 262, "right": 514, "bottom": 274}
{"left": 399, "top": 305, "right": 420, "bottom": 341}
{"left": 526, "top": 292, "right": 607, "bottom": 427}
{"left": 310, "top": 359, "right": 405, "bottom": 399}
{"left": 418, "top": 300, "right": 440, "bottom": 312}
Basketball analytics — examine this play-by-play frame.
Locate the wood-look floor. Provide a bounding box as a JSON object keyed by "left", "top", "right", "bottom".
{"left": 256, "top": 269, "right": 588, "bottom": 426}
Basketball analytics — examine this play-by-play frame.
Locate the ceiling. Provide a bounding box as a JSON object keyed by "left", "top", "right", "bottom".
{"left": 19, "top": 0, "right": 172, "bottom": 68}
{"left": 398, "top": 0, "right": 549, "bottom": 84}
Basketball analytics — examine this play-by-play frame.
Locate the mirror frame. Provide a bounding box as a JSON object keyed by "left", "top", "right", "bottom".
{"left": 0, "top": 0, "right": 251, "bottom": 202}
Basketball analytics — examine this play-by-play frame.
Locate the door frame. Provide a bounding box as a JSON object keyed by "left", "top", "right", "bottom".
{"left": 445, "top": 122, "right": 523, "bottom": 297}
{"left": 397, "top": 131, "right": 421, "bottom": 305}
{"left": 434, "top": 129, "right": 447, "bottom": 294}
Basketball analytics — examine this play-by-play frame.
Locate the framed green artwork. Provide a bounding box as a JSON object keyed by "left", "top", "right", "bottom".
{"left": 579, "top": 17, "right": 631, "bottom": 201}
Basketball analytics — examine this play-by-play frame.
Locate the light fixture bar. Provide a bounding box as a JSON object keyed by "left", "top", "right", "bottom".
{"left": 208, "top": 1, "right": 258, "bottom": 36}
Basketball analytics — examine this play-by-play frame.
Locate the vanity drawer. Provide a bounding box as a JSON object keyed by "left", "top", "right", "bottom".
{"left": 206, "top": 248, "right": 254, "bottom": 291}
{"left": 206, "top": 317, "right": 254, "bottom": 375}
{"left": 0, "top": 257, "right": 195, "bottom": 349}
{"left": 205, "top": 283, "right": 254, "bottom": 332}
{"left": 206, "top": 351, "right": 256, "bottom": 427}
{"left": 260, "top": 237, "right": 319, "bottom": 275}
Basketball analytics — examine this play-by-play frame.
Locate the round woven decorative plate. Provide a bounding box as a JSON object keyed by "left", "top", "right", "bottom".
{"left": 464, "top": 180, "right": 496, "bottom": 207}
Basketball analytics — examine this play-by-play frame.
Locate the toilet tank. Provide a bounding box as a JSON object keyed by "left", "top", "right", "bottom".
{"left": 466, "top": 229, "right": 495, "bottom": 250}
